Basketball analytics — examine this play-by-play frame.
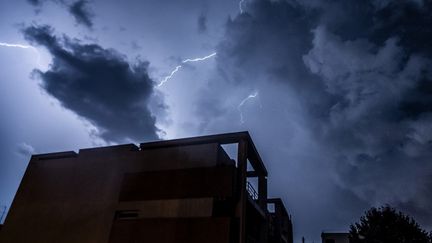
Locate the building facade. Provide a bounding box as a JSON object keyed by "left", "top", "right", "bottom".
{"left": 321, "top": 232, "right": 350, "bottom": 243}
{"left": 0, "top": 132, "right": 292, "bottom": 243}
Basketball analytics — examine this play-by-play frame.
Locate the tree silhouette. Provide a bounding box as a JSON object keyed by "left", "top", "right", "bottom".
{"left": 349, "top": 205, "right": 432, "bottom": 243}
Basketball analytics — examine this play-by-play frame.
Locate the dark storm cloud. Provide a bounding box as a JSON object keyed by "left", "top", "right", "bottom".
{"left": 197, "top": 13, "right": 207, "bottom": 34}
{"left": 25, "top": 0, "right": 94, "bottom": 29}
{"left": 69, "top": 0, "right": 94, "bottom": 28}
{"left": 196, "top": 0, "right": 432, "bottom": 238}
{"left": 22, "top": 25, "right": 162, "bottom": 143}
{"left": 299, "top": 1, "right": 432, "bottom": 221}
{"left": 26, "top": 0, "right": 44, "bottom": 6}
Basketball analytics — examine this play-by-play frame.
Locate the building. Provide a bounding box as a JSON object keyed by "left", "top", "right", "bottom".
{"left": 0, "top": 131, "right": 293, "bottom": 243}
{"left": 321, "top": 232, "right": 350, "bottom": 243}
{"left": 267, "top": 198, "right": 293, "bottom": 243}
{"left": 0, "top": 206, "right": 5, "bottom": 232}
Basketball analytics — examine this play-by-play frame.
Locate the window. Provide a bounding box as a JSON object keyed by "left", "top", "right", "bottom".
{"left": 115, "top": 210, "right": 139, "bottom": 220}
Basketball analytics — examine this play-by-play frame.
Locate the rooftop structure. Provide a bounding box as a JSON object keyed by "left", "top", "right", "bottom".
{"left": 0, "top": 131, "right": 292, "bottom": 243}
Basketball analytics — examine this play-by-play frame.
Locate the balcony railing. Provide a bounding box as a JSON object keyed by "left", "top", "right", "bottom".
{"left": 246, "top": 181, "right": 258, "bottom": 200}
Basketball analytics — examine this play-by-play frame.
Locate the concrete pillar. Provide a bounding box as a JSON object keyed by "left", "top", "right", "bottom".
{"left": 237, "top": 139, "right": 248, "bottom": 243}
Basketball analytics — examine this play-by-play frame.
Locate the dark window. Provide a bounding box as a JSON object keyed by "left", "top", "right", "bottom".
{"left": 115, "top": 210, "right": 139, "bottom": 220}
{"left": 325, "top": 239, "right": 335, "bottom": 243}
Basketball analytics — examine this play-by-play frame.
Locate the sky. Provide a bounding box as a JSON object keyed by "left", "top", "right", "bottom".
{"left": 1, "top": 0, "right": 432, "bottom": 241}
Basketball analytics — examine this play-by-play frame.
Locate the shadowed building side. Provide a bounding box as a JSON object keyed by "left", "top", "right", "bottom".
{"left": 0, "top": 132, "right": 293, "bottom": 243}
{"left": 321, "top": 232, "right": 349, "bottom": 243}
{"left": 0, "top": 206, "right": 6, "bottom": 230}
{"left": 267, "top": 198, "right": 293, "bottom": 243}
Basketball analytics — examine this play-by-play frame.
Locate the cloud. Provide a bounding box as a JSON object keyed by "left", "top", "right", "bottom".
{"left": 304, "top": 24, "right": 432, "bottom": 216}
{"left": 131, "top": 41, "right": 142, "bottom": 50}
{"left": 16, "top": 143, "right": 35, "bottom": 157}
{"left": 197, "top": 13, "right": 207, "bottom": 34}
{"left": 25, "top": 0, "right": 94, "bottom": 28}
{"left": 26, "top": 0, "right": 44, "bottom": 6}
{"left": 69, "top": 0, "right": 94, "bottom": 29}
{"left": 23, "top": 25, "right": 163, "bottom": 143}
{"left": 193, "top": 0, "right": 432, "bottom": 238}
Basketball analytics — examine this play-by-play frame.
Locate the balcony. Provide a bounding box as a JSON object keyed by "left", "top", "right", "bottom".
{"left": 246, "top": 181, "right": 258, "bottom": 201}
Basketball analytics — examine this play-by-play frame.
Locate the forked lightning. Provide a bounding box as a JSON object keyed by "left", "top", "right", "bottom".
{"left": 238, "top": 91, "right": 259, "bottom": 123}
{"left": 0, "top": 42, "right": 41, "bottom": 66}
{"left": 158, "top": 52, "right": 216, "bottom": 87}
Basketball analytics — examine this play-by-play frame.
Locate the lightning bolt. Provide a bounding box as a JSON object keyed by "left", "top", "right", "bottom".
{"left": 0, "top": 42, "right": 34, "bottom": 49}
{"left": 182, "top": 52, "right": 216, "bottom": 63}
{"left": 158, "top": 52, "right": 216, "bottom": 87}
{"left": 238, "top": 91, "right": 259, "bottom": 124}
{"left": 0, "top": 42, "right": 42, "bottom": 67}
{"left": 159, "top": 65, "right": 182, "bottom": 87}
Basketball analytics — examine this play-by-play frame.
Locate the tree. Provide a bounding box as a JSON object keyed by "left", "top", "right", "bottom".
{"left": 349, "top": 205, "right": 432, "bottom": 243}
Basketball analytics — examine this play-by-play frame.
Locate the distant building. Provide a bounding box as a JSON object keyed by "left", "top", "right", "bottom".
{"left": 0, "top": 132, "right": 293, "bottom": 243}
{"left": 321, "top": 232, "right": 349, "bottom": 243}
{"left": 267, "top": 198, "right": 293, "bottom": 243}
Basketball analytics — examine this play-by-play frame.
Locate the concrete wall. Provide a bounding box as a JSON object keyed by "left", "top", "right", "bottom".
{"left": 0, "top": 143, "right": 235, "bottom": 243}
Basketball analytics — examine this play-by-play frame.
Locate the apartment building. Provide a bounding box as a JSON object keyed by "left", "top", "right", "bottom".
{"left": 0, "top": 132, "right": 292, "bottom": 243}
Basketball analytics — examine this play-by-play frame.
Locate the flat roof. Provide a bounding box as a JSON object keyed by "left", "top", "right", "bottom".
{"left": 140, "top": 131, "right": 267, "bottom": 175}
{"left": 31, "top": 131, "right": 268, "bottom": 176}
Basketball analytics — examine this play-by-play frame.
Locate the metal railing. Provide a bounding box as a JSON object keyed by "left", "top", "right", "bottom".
{"left": 246, "top": 181, "right": 258, "bottom": 200}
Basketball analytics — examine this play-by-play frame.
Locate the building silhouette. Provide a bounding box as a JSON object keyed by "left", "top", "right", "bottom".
{"left": 321, "top": 232, "right": 349, "bottom": 243}
{"left": 0, "top": 206, "right": 6, "bottom": 231}
{"left": 0, "top": 132, "right": 293, "bottom": 243}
